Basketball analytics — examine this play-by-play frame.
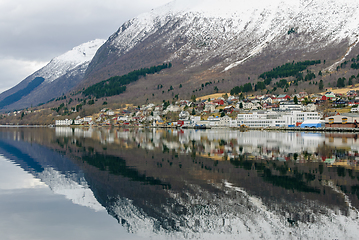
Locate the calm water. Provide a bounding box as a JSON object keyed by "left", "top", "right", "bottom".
{"left": 0, "top": 127, "right": 359, "bottom": 239}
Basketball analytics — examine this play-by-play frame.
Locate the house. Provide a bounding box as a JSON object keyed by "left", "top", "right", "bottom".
{"left": 348, "top": 100, "right": 359, "bottom": 106}
{"left": 237, "top": 100, "right": 261, "bottom": 110}
{"left": 223, "top": 106, "right": 235, "bottom": 113}
{"left": 321, "top": 93, "right": 336, "bottom": 101}
{"left": 154, "top": 105, "right": 163, "bottom": 111}
{"left": 213, "top": 99, "right": 225, "bottom": 106}
{"left": 207, "top": 116, "right": 221, "bottom": 127}
{"left": 166, "top": 105, "right": 181, "bottom": 112}
{"left": 179, "top": 111, "right": 190, "bottom": 120}
{"left": 219, "top": 116, "right": 232, "bottom": 127}
{"left": 276, "top": 94, "right": 290, "bottom": 102}
{"left": 83, "top": 117, "right": 92, "bottom": 123}
{"left": 262, "top": 103, "right": 275, "bottom": 109}
{"left": 117, "top": 115, "right": 130, "bottom": 122}
{"left": 279, "top": 101, "right": 303, "bottom": 111}
{"left": 179, "top": 100, "right": 191, "bottom": 106}
{"left": 347, "top": 90, "right": 357, "bottom": 98}
{"left": 204, "top": 103, "right": 216, "bottom": 113}
{"left": 332, "top": 100, "right": 348, "bottom": 107}
{"left": 304, "top": 103, "right": 317, "bottom": 112}
{"left": 351, "top": 106, "right": 359, "bottom": 113}
{"left": 147, "top": 115, "right": 162, "bottom": 122}
{"left": 261, "top": 96, "right": 273, "bottom": 104}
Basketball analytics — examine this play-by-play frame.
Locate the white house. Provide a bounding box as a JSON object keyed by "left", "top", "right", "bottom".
{"left": 179, "top": 111, "right": 190, "bottom": 120}
{"left": 261, "top": 97, "right": 273, "bottom": 104}
{"left": 83, "top": 117, "right": 92, "bottom": 123}
{"left": 237, "top": 101, "right": 261, "bottom": 110}
{"left": 166, "top": 105, "right": 181, "bottom": 112}
{"left": 219, "top": 116, "right": 232, "bottom": 127}
{"left": 204, "top": 103, "right": 216, "bottom": 112}
{"left": 279, "top": 101, "right": 303, "bottom": 111}
{"left": 74, "top": 119, "right": 83, "bottom": 125}
{"left": 117, "top": 115, "right": 130, "bottom": 122}
{"left": 106, "top": 110, "right": 115, "bottom": 116}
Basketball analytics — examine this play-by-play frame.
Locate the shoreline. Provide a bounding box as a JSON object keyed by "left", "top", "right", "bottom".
{"left": 2, "top": 124, "right": 359, "bottom": 133}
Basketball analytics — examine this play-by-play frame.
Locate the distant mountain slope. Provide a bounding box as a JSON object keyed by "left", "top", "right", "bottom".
{"left": 0, "top": 39, "right": 105, "bottom": 111}
{"left": 81, "top": 0, "right": 359, "bottom": 103}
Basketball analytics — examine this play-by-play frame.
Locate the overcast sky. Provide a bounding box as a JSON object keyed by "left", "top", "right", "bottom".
{"left": 0, "top": 0, "right": 172, "bottom": 93}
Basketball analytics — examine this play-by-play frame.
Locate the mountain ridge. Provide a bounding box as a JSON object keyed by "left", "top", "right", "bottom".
{"left": 0, "top": 39, "right": 105, "bottom": 111}
{"left": 3, "top": 0, "right": 359, "bottom": 111}
{"left": 84, "top": 0, "right": 359, "bottom": 84}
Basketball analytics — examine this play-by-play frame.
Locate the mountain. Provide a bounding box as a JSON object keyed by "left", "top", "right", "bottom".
{"left": 81, "top": 0, "right": 359, "bottom": 103}
{"left": 0, "top": 39, "right": 105, "bottom": 111}
{"left": 3, "top": 0, "right": 359, "bottom": 111}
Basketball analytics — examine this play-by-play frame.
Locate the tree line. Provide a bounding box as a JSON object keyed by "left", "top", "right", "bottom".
{"left": 259, "top": 60, "right": 321, "bottom": 80}
{"left": 83, "top": 63, "right": 172, "bottom": 98}
{"left": 229, "top": 60, "right": 321, "bottom": 95}
{"left": 230, "top": 83, "right": 253, "bottom": 95}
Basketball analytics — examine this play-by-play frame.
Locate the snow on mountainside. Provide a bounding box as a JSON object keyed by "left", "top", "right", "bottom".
{"left": 100, "top": 0, "right": 359, "bottom": 73}
{"left": 0, "top": 39, "right": 105, "bottom": 111}
{"left": 37, "top": 39, "right": 105, "bottom": 83}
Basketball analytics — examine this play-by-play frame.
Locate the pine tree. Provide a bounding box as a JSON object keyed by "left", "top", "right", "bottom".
{"left": 294, "top": 96, "right": 298, "bottom": 104}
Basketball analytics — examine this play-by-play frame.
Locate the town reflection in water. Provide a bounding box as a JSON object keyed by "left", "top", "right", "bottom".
{"left": 2, "top": 127, "right": 359, "bottom": 239}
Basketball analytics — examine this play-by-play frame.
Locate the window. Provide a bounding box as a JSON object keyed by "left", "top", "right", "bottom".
{"left": 328, "top": 118, "right": 334, "bottom": 124}
{"left": 342, "top": 118, "right": 348, "bottom": 124}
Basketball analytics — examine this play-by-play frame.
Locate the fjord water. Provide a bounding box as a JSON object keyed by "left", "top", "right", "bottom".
{"left": 0, "top": 127, "right": 359, "bottom": 239}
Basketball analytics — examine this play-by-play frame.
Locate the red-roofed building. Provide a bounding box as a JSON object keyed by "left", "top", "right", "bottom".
{"left": 213, "top": 99, "right": 225, "bottom": 105}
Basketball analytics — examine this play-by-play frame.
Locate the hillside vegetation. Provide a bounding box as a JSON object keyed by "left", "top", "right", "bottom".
{"left": 83, "top": 63, "right": 172, "bottom": 98}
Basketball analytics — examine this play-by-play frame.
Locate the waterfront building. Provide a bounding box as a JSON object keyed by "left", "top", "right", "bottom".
{"left": 236, "top": 111, "right": 321, "bottom": 128}
{"left": 325, "top": 114, "right": 359, "bottom": 128}
{"left": 55, "top": 119, "right": 73, "bottom": 126}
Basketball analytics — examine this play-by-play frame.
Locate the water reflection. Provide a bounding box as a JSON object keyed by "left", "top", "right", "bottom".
{"left": 1, "top": 127, "right": 359, "bottom": 239}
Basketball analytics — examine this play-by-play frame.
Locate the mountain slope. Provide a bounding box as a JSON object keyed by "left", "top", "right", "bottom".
{"left": 82, "top": 0, "right": 359, "bottom": 103}
{"left": 0, "top": 39, "right": 105, "bottom": 111}
{"left": 4, "top": 0, "right": 359, "bottom": 111}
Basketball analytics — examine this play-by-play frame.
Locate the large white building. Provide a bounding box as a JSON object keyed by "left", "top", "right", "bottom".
{"left": 55, "top": 119, "right": 73, "bottom": 126}
{"left": 236, "top": 111, "right": 321, "bottom": 128}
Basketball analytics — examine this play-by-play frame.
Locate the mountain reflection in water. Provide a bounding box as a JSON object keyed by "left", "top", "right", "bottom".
{"left": 1, "top": 127, "right": 359, "bottom": 239}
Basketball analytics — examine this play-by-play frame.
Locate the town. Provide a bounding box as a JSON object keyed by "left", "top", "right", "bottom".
{"left": 53, "top": 89, "right": 359, "bottom": 129}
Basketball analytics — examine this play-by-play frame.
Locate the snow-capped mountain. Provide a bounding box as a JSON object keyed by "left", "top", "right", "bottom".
{"left": 3, "top": 0, "right": 359, "bottom": 111}
{"left": 83, "top": 0, "right": 359, "bottom": 101}
{"left": 0, "top": 39, "right": 105, "bottom": 111}
{"left": 38, "top": 39, "right": 106, "bottom": 83}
